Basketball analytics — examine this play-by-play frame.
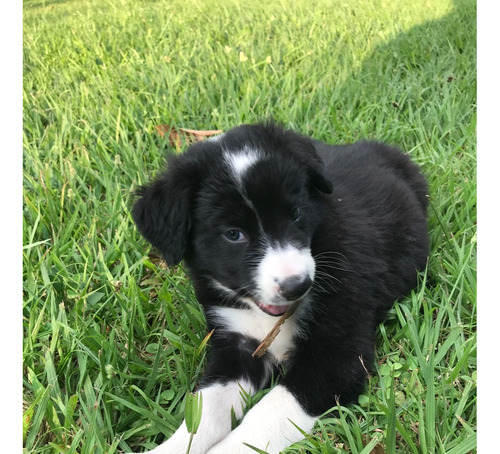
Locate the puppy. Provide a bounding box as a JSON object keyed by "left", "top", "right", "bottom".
{"left": 130, "top": 121, "right": 429, "bottom": 453}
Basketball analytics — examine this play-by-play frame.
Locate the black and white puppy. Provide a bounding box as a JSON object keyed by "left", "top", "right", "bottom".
{"left": 131, "top": 121, "right": 429, "bottom": 454}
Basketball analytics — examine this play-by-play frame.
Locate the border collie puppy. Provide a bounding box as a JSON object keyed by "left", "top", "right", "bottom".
{"left": 131, "top": 121, "right": 429, "bottom": 454}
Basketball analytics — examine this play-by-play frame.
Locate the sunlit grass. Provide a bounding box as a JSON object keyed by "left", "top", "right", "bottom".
{"left": 23, "top": 0, "right": 476, "bottom": 452}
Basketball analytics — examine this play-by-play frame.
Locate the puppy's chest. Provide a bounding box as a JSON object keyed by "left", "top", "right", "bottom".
{"left": 209, "top": 306, "right": 302, "bottom": 363}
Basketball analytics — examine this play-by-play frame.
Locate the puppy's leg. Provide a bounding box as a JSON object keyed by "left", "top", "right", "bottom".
{"left": 207, "top": 334, "right": 372, "bottom": 454}
{"left": 207, "top": 384, "right": 316, "bottom": 454}
{"left": 129, "top": 331, "right": 270, "bottom": 454}
{"left": 134, "top": 379, "right": 254, "bottom": 454}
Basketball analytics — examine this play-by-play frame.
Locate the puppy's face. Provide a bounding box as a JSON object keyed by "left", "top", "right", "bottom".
{"left": 188, "top": 151, "right": 319, "bottom": 316}
{"left": 132, "top": 124, "right": 332, "bottom": 316}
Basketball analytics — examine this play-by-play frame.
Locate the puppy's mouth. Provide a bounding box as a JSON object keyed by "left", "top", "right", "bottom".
{"left": 254, "top": 301, "right": 290, "bottom": 317}
{"left": 253, "top": 275, "right": 313, "bottom": 316}
{"left": 252, "top": 276, "right": 313, "bottom": 316}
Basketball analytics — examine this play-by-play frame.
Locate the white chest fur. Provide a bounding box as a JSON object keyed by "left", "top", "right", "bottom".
{"left": 209, "top": 303, "right": 308, "bottom": 363}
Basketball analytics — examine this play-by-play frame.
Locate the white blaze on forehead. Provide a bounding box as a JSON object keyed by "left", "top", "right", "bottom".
{"left": 224, "top": 147, "right": 261, "bottom": 181}
{"left": 257, "top": 245, "right": 315, "bottom": 303}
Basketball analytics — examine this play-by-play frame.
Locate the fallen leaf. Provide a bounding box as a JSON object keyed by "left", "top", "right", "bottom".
{"left": 362, "top": 434, "right": 386, "bottom": 454}
{"left": 154, "top": 124, "right": 223, "bottom": 150}
{"left": 370, "top": 443, "right": 386, "bottom": 454}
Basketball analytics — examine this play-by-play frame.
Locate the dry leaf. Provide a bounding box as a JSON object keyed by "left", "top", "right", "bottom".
{"left": 370, "top": 443, "right": 386, "bottom": 454}
{"left": 154, "top": 124, "right": 223, "bottom": 149}
{"left": 362, "top": 435, "right": 386, "bottom": 454}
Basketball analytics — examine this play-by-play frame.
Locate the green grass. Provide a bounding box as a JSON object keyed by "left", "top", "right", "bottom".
{"left": 23, "top": 0, "right": 476, "bottom": 453}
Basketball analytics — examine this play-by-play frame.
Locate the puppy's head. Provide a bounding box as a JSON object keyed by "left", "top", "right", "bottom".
{"left": 132, "top": 122, "right": 332, "bottom": 316}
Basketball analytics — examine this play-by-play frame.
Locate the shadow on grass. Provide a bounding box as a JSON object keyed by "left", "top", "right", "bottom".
{"left": 319, "top": 0, "right": 476, "bottom": 146}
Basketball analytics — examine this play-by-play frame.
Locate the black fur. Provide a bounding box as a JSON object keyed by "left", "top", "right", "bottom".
{"left": 132, "top": 121, "right": 429, "bottom": 418}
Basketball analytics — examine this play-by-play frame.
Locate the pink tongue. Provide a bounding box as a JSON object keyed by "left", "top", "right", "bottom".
{"left": 257, "top": 302, "right": 288, "bottom": 316}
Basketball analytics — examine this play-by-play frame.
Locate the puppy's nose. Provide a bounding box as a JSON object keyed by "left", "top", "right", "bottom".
{"left": 279, "top": 275, "right": 312, "bottom": 301}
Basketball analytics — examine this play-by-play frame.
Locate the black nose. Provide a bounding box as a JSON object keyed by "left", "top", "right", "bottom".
{"left": 279, "top": 275, "right": 312, "bottom": 301}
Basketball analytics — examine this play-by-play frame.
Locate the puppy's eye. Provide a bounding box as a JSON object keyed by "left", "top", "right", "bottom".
{"left": 291, "top": 207, "right": 302, "bottom": 222}
{"left": 224, "top": 229, "right": 246, "bottom": 243}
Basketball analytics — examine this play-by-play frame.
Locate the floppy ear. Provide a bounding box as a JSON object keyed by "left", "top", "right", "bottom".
{"left": 132, "top": 158, "right": 195, "bottom": 266}
{"left": 283, "top": 129, "right": 333, "bottom": 194}
{"left": 306, "top": 166, "right": 333, "bottom": 194}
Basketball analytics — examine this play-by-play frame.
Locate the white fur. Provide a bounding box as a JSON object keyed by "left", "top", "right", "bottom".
{"left": 224, "top": 148, "right": 261, "bottom": 182}
{"left": 257, "top": 245, "right": 315, "bottom": 304}
{"left": 133, "top": 380, "right": 254, "bottom": 454}
{"left": 209, "top": 304, "right": 302, "bottom": 363}
{"left": 207, "top": 385, "right": 316, "bottom": 454}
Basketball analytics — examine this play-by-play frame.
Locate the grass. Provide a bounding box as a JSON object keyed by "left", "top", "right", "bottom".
{"left": 23, "top": 0, "right": 476, "bottom": 453}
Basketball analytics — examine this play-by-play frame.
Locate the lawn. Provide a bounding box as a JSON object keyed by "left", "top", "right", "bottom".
{"left": 23, "top": 0, "right": 476, "bottom": 453}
